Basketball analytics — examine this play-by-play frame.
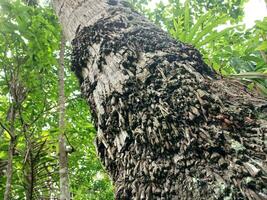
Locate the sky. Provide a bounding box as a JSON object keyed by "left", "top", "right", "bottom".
{"left": 149, "top": 0, "right": 267, "bottom": 28}
{"left": 38, "top": 0, "right": 266, "bottom": 28}
{"left": 243, "top": 0, "right": 267, "bottom": 27}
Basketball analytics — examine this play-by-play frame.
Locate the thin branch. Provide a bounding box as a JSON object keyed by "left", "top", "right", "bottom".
{"left": 0, "top": 121, "right": 13, "bottom": 139}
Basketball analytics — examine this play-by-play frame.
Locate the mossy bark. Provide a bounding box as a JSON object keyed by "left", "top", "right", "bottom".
{"left": 55, "top": 1, "right": 267, "bottom": 199}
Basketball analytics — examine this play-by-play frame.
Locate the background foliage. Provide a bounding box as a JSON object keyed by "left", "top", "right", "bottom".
{"left": 137, "top": 0, "right": 267, "bottom": 95}
{"left": 0, "top": 0, "right": 113, "bottom": 199}
{"left": 0, "top": 0, "right": 266, "bottom": 199}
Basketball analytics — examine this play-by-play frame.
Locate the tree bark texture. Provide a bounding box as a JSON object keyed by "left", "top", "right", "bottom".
{"left": 54, "top": 1, "right": 267, "bottom": 199}
{"left": 58, "top": 34, "right": 71, "bottom": 200}
{"left": 4, "top": 106, "right": 16, "bottom": 200}
{"left": 24, "top": 140, "right": 34, "bottom": 200}
{"left": 4, "top": 138, "right": 15, "bottom": 200}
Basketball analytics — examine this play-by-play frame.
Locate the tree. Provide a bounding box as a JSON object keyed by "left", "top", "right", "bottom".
{"left": 52, "top": 0, "right": 267, "bottom": 199}
{"left": 0, "top": 1, "right": 61, "bottom": 198}
{"left": 0, "top": 1, "right": 113, "bottom": 199}
{"left": 58, "top": 33, "right": 71, "bottom": 200}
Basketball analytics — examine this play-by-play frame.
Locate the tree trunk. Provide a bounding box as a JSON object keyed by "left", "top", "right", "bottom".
{"left": 58, "top": 33, "right": 71, "bottom": 200}
{"left": 4, "top": 106, "right": 16, "bottom": 200}
{"left": 53, "top": 1, "right": 267, "bottom": 199}
{"left": 4, "top": 139, "right": 15, "bottom": 200}
{"left": 24, "top": 140, "right": 34, "bottom": 200}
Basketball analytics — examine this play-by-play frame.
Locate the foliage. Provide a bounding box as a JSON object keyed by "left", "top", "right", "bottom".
{"left": 127, "top": 0, "right": 148, "bottom": 12}
{"left": 205, "top": 17, "right": 267, "bottom": 94}
{"left": 170, "top": 3, "right": 233, "bottom": 49}
{"left": 132, "top": 0, "right": 267, "bottom": 96}
{"left": 142, "top": 0, "right": 248, "bottom": 30}
{"left": 0, "top": 0, "right": 113, "bottom": 199}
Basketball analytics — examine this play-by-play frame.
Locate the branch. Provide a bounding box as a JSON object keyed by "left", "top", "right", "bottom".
{"left": 0, "top": 121, "right": 13, "bottom": 139}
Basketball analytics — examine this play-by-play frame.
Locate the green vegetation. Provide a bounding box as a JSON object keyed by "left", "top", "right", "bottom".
{"left": 0, "top": 0, "right": 113, "bottom": 199}
{"left": 135, "top": 0, "right": 267, "bottom": 95}
{"left": 0, "top": 0, "right": 266, "bottom": 199}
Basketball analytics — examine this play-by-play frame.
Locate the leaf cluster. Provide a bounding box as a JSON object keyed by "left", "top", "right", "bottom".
{"left": 131, "top": 0, "right": 267, "bottom": 96}
{"left": 0, "top": 0, "right": 113, "bottom": 199}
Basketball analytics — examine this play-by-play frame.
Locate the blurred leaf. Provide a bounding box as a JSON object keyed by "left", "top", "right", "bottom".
{"left": 256, "top": 41, "right": 267, "bottom": 51}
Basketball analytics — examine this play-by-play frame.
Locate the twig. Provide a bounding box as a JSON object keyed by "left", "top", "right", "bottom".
{"left": 0, "top": 121, "right": 13, "bottom": 139}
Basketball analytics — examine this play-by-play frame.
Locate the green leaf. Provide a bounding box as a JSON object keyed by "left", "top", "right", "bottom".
{"left": 184, "top": 0, "right": 190, "bottom": 41}
{"left": 192, "top": 16, "right": 229, "bottom": 45}
{"left": 229, "top": 72, "right": 267, "bottom": 79}
{"left": 187, "top": 10, "right": 212, "bottom": 42}
{"left": 173, "top": 17, "right": 185, "bottom": 40}
{"left": 256, "top": 41, "right": 267, "bottom": 51}
{"left": 0, "top": 151, "right": 7, "bottom": 159}
{"left": 196, "top": 27, "right": 235, "bottom": 48}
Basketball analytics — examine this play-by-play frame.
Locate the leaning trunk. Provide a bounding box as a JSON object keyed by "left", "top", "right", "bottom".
{"left": 53, "top": 1, "right": 267, "bottom": 199}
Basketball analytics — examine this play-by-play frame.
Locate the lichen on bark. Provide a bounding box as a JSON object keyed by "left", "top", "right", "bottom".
{"left": 71, "top": 2, "right": 267, "bottom": 200}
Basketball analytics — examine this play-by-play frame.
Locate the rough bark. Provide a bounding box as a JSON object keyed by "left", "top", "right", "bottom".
{"left": 53, "top": 1, "right": 267, "bottom": 199}
{"left": 4, "top": 106, "right": 16, "bottom": 200}
{"left": 1, "top": 106, "right": 16, "bottom": 200}
{"left": 4, "top": 139, "right": 16, "bottom": 200}
{"left": 58, "top": 33, "right": 71, "bottom": 200}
